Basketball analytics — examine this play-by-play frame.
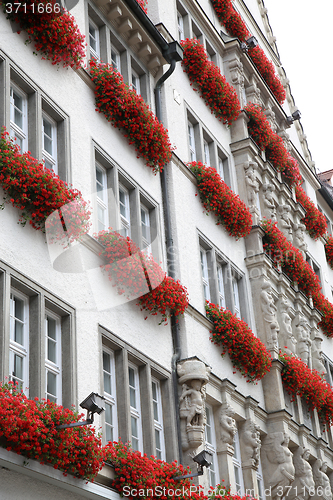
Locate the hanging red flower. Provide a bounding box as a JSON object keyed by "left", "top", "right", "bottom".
{"left": 136, "top": 0, "right": 148, "bottom": 14}
{"left": 0, "top": 382, "right": 104, "bottom": 479}
{"left": 295, "top": 185, "right": 327, "bottom": 240}
{"left": 206, "top": 302, "right": 272, "bottom": 382}
{"left": 0, "top": 130, "right": 91, "bottom": 243}
{"left": 245, "top": 103, "right": 302, "bottom": 188}
{"left": 261, "top": 218, "right": 333, "bottom": 338}
{"left": 189, "top": 161, "right": 252, "bottom": 239}
{"left": 279, "top": 351, "right": 333, "bottom": 426}
{"left": 2, "top": 0, "right": 86, "bottom": 69}
{"left": 96, "top": 229, "right": 189, "bottom": 323}
{"left": 325, "top": 235, "right": 333, "bottom": 269}
{"left": 90, "top": 60, "right": 173, "bottom": 173}
{"left": 210, "top": 0, "right": 285, "bottom": 104}
{"left": 247, "top": 46, "right": 286, "bottom": 104}
{"left": 181, "top": 38, "right": 241, "bottom": 126}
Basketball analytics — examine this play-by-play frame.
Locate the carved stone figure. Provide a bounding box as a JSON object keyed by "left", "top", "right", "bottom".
{"left": 295, "top": 317, "right": 311, "bottom": 365}
{"left": 278, "top": 204, "right": 293, "bottom": 241}
{"left": 262, "top": 182, "right": 277, "bottom": 221}
{"left": 177, "top": 358, "right": 211, "bottom": 451}
{"left": 220, "top": 404, "right": 237, "bottom": 446}
{"left": 293, "top": 222, "right": 308, "bottom": 257}
{"left": 241, "top": 419, "right": 261, "bottom": 467}
{"left": 260, "top": 281, "right": 279, "bottom": 348}
{"left": 244, "top": 162, "right": 260, "bottom": 209}
{"left": 312, "top": 459, "right": 332, "bottom": 500}
{"left": 279, "top": 299, "right": 297, "bottom": 355}
{"left": 311, "top": 332, "right": 327, "bottom": 376}
{"left": 289, "top": 447, "right": 315, "bottom": 500}
{"left": 261, "top": 432, "right": 295, "bottom": 500}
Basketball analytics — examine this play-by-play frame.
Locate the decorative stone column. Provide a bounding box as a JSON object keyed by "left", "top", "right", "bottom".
{"left": 217, "top": 403, "right": 238, "bottom": 493}
{"left": 177, "top": 357, "right": 211, "bottom": 471}
{"left": 289, "top": 447, "right": 315, "bottom": 500}
{"left": 261, "top": 432, "right": 295, "bottom": 500}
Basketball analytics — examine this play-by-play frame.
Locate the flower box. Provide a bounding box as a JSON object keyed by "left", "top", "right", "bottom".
{"left": 206, "top": 301, "right": 272, "bottom": 382}
{"left": 181, "top": 38, "right": 241, "bottom": 126}
{"left": 2, "top": 0, "right": 86, "bottom": 69}
{"left": 90, "top": 60, "right": 173, "bottom": 173}
{"left": 189, "top": 161, "right": 252, "bottom": 239}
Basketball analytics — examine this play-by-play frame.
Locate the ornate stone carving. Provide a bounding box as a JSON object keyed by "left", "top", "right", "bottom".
{"left": 261, "top": 432, "right": 295, "bottom": 500}
{"left": 312, "top": 459, "right": 332, "bottom": 500}
{"left": 244, "top": 161, "right": 260, "bottom": 210}
{"left": 311, "top": 330, "right": 326, "bottom": 376}
{"left": 295, "top": 316, "right": 311, "bottom": 365}
{"left": 220, "top": 403, "right": 237, "bottom": 446}
{"left": 177, "top": 358, "right": 211, "bottom": 451}
{"left": 278, "top": 298, "right": 297, "bottom": 355}
{"left": 262, "top": 182, "right": 277, "bottom": 222}
{"left": 293, "top": 222, "right": 307, "bottom": 257}
{"left": 289, "top": 447, "right": 315, "bottom": 500}
{"left": 240, "top": 419, "right": 261, "bottom": 468}
{"left": 278, "top": 204, "right": 293, "bottom": 242}
{"left": 260, "top": 281, "right": 279, "bottom": 348}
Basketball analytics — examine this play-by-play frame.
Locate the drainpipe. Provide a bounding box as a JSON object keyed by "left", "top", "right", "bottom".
{"left": 154, "top": 42, "right": 183, "bottom": 464}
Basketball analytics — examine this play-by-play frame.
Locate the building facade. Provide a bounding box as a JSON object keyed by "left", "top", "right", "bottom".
{"left": 1, "top": 0, "right": 333, "bottom": 499}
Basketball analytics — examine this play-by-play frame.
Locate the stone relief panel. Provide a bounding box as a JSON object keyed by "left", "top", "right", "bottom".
{"left": 278, "top": 203, "right": 293, "bottom": 242}
{"left": 177, "top": 358, "right": 211, "bottom": 451}
{"left": 260, "top": 281, "right": 279, "bottom": 349}
{"left": 311, "top": 329, "right": 326, "bottom": 376}
{"left": 220, "top": 403, "right": 237, "bottom": 447}
{"left": 261, "top": 432, "right": 295, "bottom": 500}
{"left": 244, "top": 161, "right": 261, "bottom": 224}
{"left": 277, "top": 298, "right": 297, "bottom": 355}
{"left": 262, "top": 182, "right": 277, "bottom": 222}
{"left": 239, "top": 419, "right": 261, "bottom": 468}
{"left": 294, "top": 315, "right": 311, "bottom": 365}
{"left": 289, "top": 447, "right": 315, "bottom": 500}
{"left": 312, "top": 459, "right": 332, "bottom": 500}
{"left": 293, "top": 222, "right": 307, "bottom": 257}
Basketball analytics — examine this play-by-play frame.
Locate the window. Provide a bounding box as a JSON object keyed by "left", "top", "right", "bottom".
{"left": 45, "top": 311, "right": 62, "bottom": 404}
{"left": 203, "top": 139, "right": 210, "bottom": 166}
{"left": 256, "top": 461, "right": 266, "bottom": 500}
{"left": 131, "top": 69, "right": 141, "bottom": 95}
{"left": 96, "top": 163, "right": 108, "bottom": 232}
{"left": 232, "top": 277, "right": 241, "bottom": 319}
{"left": 129, "top": 364, "right": 143, "bottom": 452}
{"left": 177, "top": 11, "right": 184, "bottom": 40}
{"left": 233, "top": 429, "right": 244, "bottom": 495}
{"left": 42, "top": 113, "right": 57, "bottom": 173}
{"left": 111, "top": 45, "right": 121, "bottom": 72}
{"left": 10, "top": 83, "right": 28, "bottom": 152}
{"left": 89, "top": 19, "right": 100, "bottom": 60}
{"left": 324, "top": 355, "right": 333, "bottom": 386}
{"left": 205, "top": 405, "right": 219, "bottom": 487}
{"left": 306, "top": 254, "right": 321, "bottom": 282}
{"left": 188, "top": 122, "right": 196, "bottom": 161}
{"left": 200, "top": 247, "right": 210, "bottom": 302}
{"left": 141, "top": 204, "right": 151, "bottom": 253}
{"left": 9, "top": 290, "right": 29, "bottom": 395}
{"left": 152, "top": 378, "right": 165, "bottom": 460}
{"left": 103, "top": 349, "right": 117, "bottom": 442}
{"left": 119, "top": 184, "right": 131, "bottom": 237}
{"left": 216, "top": 263, "right": 226, "bottom": 309}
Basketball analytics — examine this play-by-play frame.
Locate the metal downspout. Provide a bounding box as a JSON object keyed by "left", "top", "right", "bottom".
{"left": 155, "top": 60, "right": 183, "bottom": 465}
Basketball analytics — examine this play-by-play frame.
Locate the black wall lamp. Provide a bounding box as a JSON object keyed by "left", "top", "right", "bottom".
{"left": 171, "top": 450, "right": 213, "bottom": 481}
{"left": 286, "top": 110, "right": 301, "bottom": 125}
{"left": 56, "top": 392, "right": 105, "bottom": 430}
{"left": 241, "top": 36, "right": 258, "bottom": 52}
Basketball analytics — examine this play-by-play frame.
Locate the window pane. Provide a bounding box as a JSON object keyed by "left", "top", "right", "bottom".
{"left": 12, "top": 353, "right": 23, "bottom": 380}
{"left": 47, "top": 371, "right": 57, "bottom": 398}
{"left": 48, "top": 338, "right": 57, "bottom": 364}
{"left": 131, "top": 416, "right": 138, "bottom": 438}
{"left": 14, "top": 296, "right": 24, "bottom": 321}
